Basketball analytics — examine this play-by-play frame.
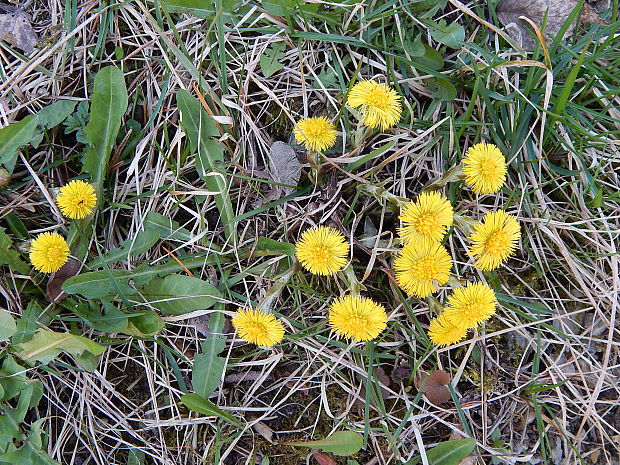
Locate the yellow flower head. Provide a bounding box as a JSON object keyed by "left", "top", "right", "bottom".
{"left": 347, "top": 80, "right": 402, "bottom": 130}
{"left": 462, "top": 143, "right": 507, "bottom": 194}
{"left": 295, "top": 226, "right": 348, "bottom": 276}
{"left": 395, "top": 239, "right": 452, "bottom": 298}
{"left": 444, "top": 282, "right": 497, "bottom": 329}
{"left": 398, "top": 192, "right": 454, "bottom": 244}
{"left": 294, "top": 116, "right": 337, "bottom": 152}
{"left": 428, "top": 314, "right": 468, "bottom": 347}
{"left": 232, "top": 308, "right": 285, "bottom": 347}
{"left": 328, "top": 295, "right": 388, "bottom": 342}
{"left": 468, "top": 210, "right": 520, "bottom": 271}
{"left": 56, "top": 180, "right": 97, "bottom": 219}
{"left": 29, "top": 232, "right": 70, "bottom": 273}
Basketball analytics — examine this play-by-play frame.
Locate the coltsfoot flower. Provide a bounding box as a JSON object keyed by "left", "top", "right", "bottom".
{"left": 395, "top": 239, "right": 452, "bottom": 298}
{"left": 295, "top": 226, "right": 348, "bottom": 276}
{"left": 294, "top": 116, "right": 337, "bottom": 152}
{"left": 444, "top": 282, "right": 497, "bottom": 329}
{"left": 347, "top": 80, "right": 402, "bottom": 130}
{"left": 468, "top": 210, "right": 520, "bottom": 271}
{"left": 29, "top": 232, "right": 70, "bottom": 273}
{"left": 398, "top": 192, "right": 454, "bottom": 244}
{"left": 232, "top": 308, "right": 285, "bottom": 347}
{"left": 462, "top": 143, "right": 507, "bottom": 194}
{"left": 428, "top": 314, "right": 468, "bottom": 346}
{"left": 328, "top": 295, "right": 388, "bottom": 342}
{"left": 56, "top": 180, "right": 97, "bottom": 219}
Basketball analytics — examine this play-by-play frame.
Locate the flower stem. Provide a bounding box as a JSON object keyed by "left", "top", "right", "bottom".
{"left": 340, "top": 263, "right": 366, "bottom": 296}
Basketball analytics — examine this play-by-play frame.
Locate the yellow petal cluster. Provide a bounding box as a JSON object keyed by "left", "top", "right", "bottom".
{"left": 294, "top": 116, "right": 337, "bottom": 152}
{"left": 347, "top": 80, "right": 402, "bottom": 130}
{"left": 395, "top": 239, "right": 452, "bottom": 298}
{"left": 232, "top": 308, "right": 285, "bottom": 347}
{"left": 328, "top": 295, "right": 388, "bottom": 342}
{"left": 468, "top": 210, "right": 520, "bottom": 270}
{"left": 462, "top": 143, "right": 507, "bottom": 194}
{"left": 443, "top": 282, "right": 497, "bottom": 329}
{"left": 295, "top": 226, "right": 348, "bottom": 276}
{"left": 29, "top": 232, "right": 70, "bottom": 273}
{"left": 56, "top": 180, "right": 97, "bottom": 219}
{"left": 399, "top": 192, "right": 454, "bottom": 244}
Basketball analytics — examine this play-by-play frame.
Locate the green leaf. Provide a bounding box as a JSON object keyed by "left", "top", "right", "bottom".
{"left": 192, "top": 313, "right": 226, "bottom": 398}
{"left": 260, "top": 42, "right": 285, "bottom": 78}
{"left": 428, "top": 77, "right": 457, "bottom": 101}
{"left": 141, "top": 275, "right": 221, "bottom": 316}
{"left": 124, "top": 311, "right": 165, "bottom": 337}
{"left": 0, "top": 356, "right": 43, "bottom": 403}
{"left": 405, "top": 438, "right": 476, "bottom": 465}
{"left": 429, "top": 20, "right": 465, "bottom": 48}
{"left": 180, "top": 393, "right": 242, "bottom": 426}
{"left": 143, "top": 212, "right": 192, "bottom": 242}
{"left": 0, "top": 418, "right": 59, "bottom": 464}
{"left": 0, "top": 310, "right": 16, "bottom": 341}
{"left": 0, "top": 115, "right": 39, "bottom": 173}
{"left": 282, "top": 431, "right": 364, "bottom": 456}
{"left": 160, "top": 0, "right": 238, "bottom": 17}
{"left": 31, "top": 100, "right": 79, "bottom": 147}
{"left": 410, "top": 42, "right": 444, "bottom": 71}
{"left": 87, "top": 229, "right": 159, "bottom": 268}
{"left": 68, "top": 299, "right": 129, "bottom": 333}
{"left": 13, "top": 301, "right": 44, "bottom": 345}
{"left": 15, "top": 329, "right": 106, "bottom": 366}
{"left": 127, "top": 449, "right": 145, "bottom": 465}
{"left": 176, "top": 90, "right": 236, "bottom": 243}
{"left": 0, "top": 227, "right": 29, "bottom": 275}
{"left": 253, "top": 237, "right": 295, "bottom": 256}
{"left": 82, "top": 66, "right": 128, "bottom": 206}
{"left": 62, "top": 264, "right": 155, "bottom": 299}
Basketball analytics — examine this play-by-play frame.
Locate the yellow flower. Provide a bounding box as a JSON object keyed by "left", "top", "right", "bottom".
{"left": 462, "top": 143, "right": 507, "bottom": 194}
{"left": 232, "top": 308, "right": 285, "bottom": 347}
{"left": 444, "top": 282, "right": 497, "bottom": 329}
{"left": 398, "top": 192, "right": 454, "bottom": 244}
{"left": 295, "top": 226, "right": 348, "bottom": 276}
{"left": 294, "top": 116, "right": 337, "bottom": 152}
{"left": 468, "top": 210, "right": 520, "bottom": 271}
{"left": 347, "top": 80, "right": 402, "bottom": 130}
{"left": 29, "top": 232, "right": 70, "bottom": 273}
{"left": 428, "top": 314, "right": 468, "bottom": 346}
{"left": 328, "top": 295, "right": 387, "bottom": 342}
{"left": 56, "top": 180, "right": 97, "bottom": 219}
{"left": 395, "top": 240, "right": 452, "bottom": 298}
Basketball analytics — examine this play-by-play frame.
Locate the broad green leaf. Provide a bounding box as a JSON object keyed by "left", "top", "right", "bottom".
{"left": 82, "top": 66, "right": 128, "bottom": 206}
{"left": 405, "top": 438, "right": 476, "bottom": 465}
{"left": 428, "top": 77, "right": 457, "bottom": 101}
{"left": 62, "top": 264, "right": 154, "bottom": 299}
{"left": 260, "top": 42, "right": 285, "bottom": 77}
{"left": 282, "top": 431, "right": 364, "bottom": 456}
{"left": 15, "top": 329, "right": 106, "bottom": 365}
{"left": 31, "top": 100, "right": 78, "bottom": 147}
{"left": 143, "top": 212, "right": 193, "bottom": 242}
{"left": 176, "top": 90, "right": 236, "bottom": 243}
{"left": 141, "top": 275, "right": 221, "bottom": 316}
{"left": 127, "top": 449, "right": 145, "bottom": 465}
{"left": 13, "top": 301, "right": 44, "bottom": 345}
{"left": 87, "top": 229, "right": 160, "bottom": 268}
{"left": 0, "top": 310, "right": 16, "bottom": 341}
{"left": 124, "top": 310, "right": 165, "bottom": 337}
{"left": 410, "top": 43, "right": 444, "bottom": 71}
{"left": 0, "top": 356, "right": 43, "bottom": 403}
{"left": 192, "top": 312, "right": 226, "bottom": 398}
{"left": 253, "top": 237, "right": 295, "bottom": 256}
{"left": 180, "top": 393, "right": 242, "bottom": 426}
{"left": 0, "top": 226, "right": 29, "bottom": 275}
{"left": 429, "top": 20, "right": 465, "bottom": 48}
{"left": 68, "top": 299, "right": 129, "bottom": 333}
{"left": 0, "top": 115, "right": 39, "bottom": 173}
{"left": 0, "top": 418, "right": 59, "bottom": 464}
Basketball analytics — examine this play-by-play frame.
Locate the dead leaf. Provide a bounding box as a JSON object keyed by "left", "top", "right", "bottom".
{"left": 0, "top": 10, "right": 38, "bottom": 54}
{"left": 414, "top": 369, "right": 452, "bottom": 405}
{"left": 250, "top": 419, "right": 276, "bottom": 444}
{"left": 265, "top": 141, "right": 301, "bottom": 201}
{"left": 313, "top": 452, "right": 337, "bottom": 465}
{"left": 46, "top": 258, "right": 82, "bottom": 303}
{"left": 496, "top": 0, "right": 606, "bottom": 49}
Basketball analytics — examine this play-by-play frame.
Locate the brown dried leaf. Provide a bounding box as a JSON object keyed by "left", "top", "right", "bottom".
{"left": 251, "top": 420, "right": 276, "bottom": 444}
{"left": 0, "top": 11, "right": 37, "bottom": 54}
{"left": 313, "top": 452, "right": 337, "bottom": 465}
{"left": 46, "top": 258, "right": 82, "bottom": 303}
{"left": 266, "top": 141, "right": 301, "bottom": 200}
{"left": 496, "top": 0, "right": 606, "bottom": 49}
{"left": 414, "top": 369, "right": 452, "bottom": 405}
